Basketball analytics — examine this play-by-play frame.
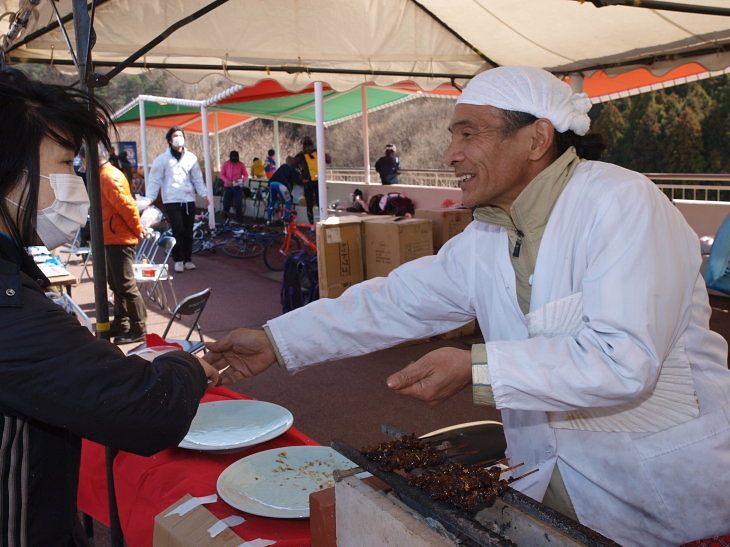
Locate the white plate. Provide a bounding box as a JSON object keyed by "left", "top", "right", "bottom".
{"left": 217, "top": 445, "right": 357, "bottom": 518}
{"left": 178, "top": 400, "right": 293, "bottom": 452}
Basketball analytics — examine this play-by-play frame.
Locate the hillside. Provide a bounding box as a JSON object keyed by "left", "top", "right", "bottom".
{"left": 117, "top": 96, "right": 457, "bottom": 171}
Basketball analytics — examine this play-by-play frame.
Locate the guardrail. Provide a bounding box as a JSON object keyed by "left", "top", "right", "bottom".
{"left": 326, "top": 168, "right": 730, "bottom": 201}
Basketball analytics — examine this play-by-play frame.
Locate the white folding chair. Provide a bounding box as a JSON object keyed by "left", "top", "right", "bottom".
{"left": 133, "top": 235, "right": 178, "bottom": 314}
{"left": 58, "top": 227, "right": 92, "bottom": 282}
{"left": 134, "top": 231, "right": 162, "bottom": 267}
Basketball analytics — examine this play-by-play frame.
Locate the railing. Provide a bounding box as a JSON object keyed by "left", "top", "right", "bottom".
{"left": 326, "top": 168, "right": 730, "bottom": 201}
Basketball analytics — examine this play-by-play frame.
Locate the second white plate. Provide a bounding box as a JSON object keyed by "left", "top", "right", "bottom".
{"left": 179, "top": 400, "right": 293, "bottom": 452}
{"left": 217, "top": 445, "right": 357, "bottom": 518}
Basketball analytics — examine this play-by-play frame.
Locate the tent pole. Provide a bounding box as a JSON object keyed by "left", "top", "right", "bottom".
{"left": 70, "top": 1, "right": 123, "bottom": 545}
{"left": 200, "top": 104, "right": 216, "bottom": 228}
{"left": 139, "top": 100, "right": 149, "bottom": 184}
{"left": 361, "top": 85, "right": 371, "bottom": 184}
{"left": 314, "top": 82, "right": 327, "bottom": 222}
{"left": 213, "top": 111, "right": 221, "bottom": 172}
{"left": 273, "top": 119, "right": 280, "bottom": 166}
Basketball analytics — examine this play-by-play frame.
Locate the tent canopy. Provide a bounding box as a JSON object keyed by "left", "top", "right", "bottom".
{"left": 113, "top": 80, "right": 458, "bottom": 134}
{"left": 2, "top": 0, "right": 729, "bottom": 92}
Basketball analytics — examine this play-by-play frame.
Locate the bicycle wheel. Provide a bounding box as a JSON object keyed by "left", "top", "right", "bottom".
{"left": 191, "top": 227, "right": 206, "bottom": 254}
{"left": 263, "top": 234, "right": 301, "bottom": 271}
{"left": 221, "top": 236, "right": 264, "bottom": 258}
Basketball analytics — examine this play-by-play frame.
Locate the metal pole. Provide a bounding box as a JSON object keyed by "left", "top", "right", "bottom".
{"left": 201, "top": 105, "right": 216, "bottom": 228}
{"left": 71, "top": 2, "right": 122, "bottom": 545}
{"left": 361, "top": 85, "right": 371, "bottom": 184}
{"left": 140, "top": 100, "right": 149, "bottom": 183}
{"left": 314, "top": 81, "right": 327, "bottom": 221}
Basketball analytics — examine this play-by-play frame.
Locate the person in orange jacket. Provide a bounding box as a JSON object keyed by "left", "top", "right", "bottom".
{"left": 82, "top": 144, "right": 148, "bottom": 344}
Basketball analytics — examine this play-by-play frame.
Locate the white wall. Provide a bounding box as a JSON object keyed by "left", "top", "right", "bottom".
{"left": 328, "top": 183, "right": 730, "bottom": 238}
{"left": 673, "top": 200, "right": 730, "bottom": 238}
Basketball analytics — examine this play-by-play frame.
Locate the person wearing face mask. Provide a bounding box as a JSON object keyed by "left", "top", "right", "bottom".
{"left": 0, "top": 68, "right": 219, "bottom": 547}
{"left": 146, "top": 126, "right": 209, "bottom": 273}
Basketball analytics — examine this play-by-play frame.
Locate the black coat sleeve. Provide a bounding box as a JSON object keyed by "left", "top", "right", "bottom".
{"left": 0, "top": 274, "right": 207, "bottom": 456}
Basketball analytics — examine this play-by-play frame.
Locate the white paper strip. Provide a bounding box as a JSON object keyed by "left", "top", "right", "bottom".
{"left": 208, "top": 515, "right": 246, "bottom": 537}
{"left": 164, "top": 494, "right": 218, "bottom": 517}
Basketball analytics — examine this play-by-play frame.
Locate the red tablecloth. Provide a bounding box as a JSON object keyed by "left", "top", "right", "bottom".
{"left": 78, "top": 386, "right": 319, "bottom": 547}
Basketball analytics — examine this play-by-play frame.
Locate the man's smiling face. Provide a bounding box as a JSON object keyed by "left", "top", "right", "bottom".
{"left": 446, "top": 104, "right": 537, "bottom": 211}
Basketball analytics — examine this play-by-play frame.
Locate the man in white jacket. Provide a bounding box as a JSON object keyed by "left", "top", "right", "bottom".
{"left": 146, "top": 126, "right": 209, "bottom": 272}
{"left": 206, "top": 67, "right": 730, "bottom": 546}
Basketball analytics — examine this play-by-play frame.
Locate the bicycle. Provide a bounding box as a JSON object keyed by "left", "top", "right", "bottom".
{"left": 220, "top": 223, "right": 280, "bottom": 259}
{"left": 263, "top": 209, "right": 318, "bottom": 271}
{"left": 191, "top": 214, "right": 241, "bottom": 254}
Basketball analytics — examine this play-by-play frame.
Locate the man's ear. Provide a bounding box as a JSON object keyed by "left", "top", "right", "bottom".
{"left": 529, "top": 119, "right": 556, "bottom": 161}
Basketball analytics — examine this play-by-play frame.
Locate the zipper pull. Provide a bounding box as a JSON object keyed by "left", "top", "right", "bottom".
{"left": 513, "top": 229, "right": 524, "bottom": 258}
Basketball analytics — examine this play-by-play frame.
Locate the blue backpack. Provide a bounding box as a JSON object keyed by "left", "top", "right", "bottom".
{"left": 281, "top": 250, "right": 319, "bottom": 313}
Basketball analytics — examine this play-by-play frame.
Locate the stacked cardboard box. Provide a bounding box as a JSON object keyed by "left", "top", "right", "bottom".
{"left": 316, "top": 216, "right": 368, "bottom": 298}
{"left": 362, "top": 217, "right": 434, "bottom": 279}
{"left": 415, "top": 208, "right": 473, "bottom": 250}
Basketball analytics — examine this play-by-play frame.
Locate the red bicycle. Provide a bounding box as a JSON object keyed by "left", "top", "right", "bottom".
{"left": 263, "top": 209, "right": 318, "bottom": 271}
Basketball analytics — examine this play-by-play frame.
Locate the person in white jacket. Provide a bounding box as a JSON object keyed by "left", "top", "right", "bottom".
{"left": 146, "top": 126, "right": 209, "bottom": 272}
{"left": 206, "top": 67, "right": 730, "bottom": 546}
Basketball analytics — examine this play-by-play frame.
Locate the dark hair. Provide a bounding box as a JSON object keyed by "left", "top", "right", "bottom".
{"left": 165, "top": 126, "right": 184, "bottom": 143}
{"left": 267, "top": 149, "right": 275, "bottom": 156}
{"left": 498, "top": 109, "right": 605, "bottom": 160}
{"left": 229, "top": 150, "right": 239, "bottom": 162}
{"left": 0, "top": 68, "right": 112, "bottom": 246}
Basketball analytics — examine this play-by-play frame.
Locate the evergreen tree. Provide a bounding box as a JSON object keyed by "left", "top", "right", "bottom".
{"left": 592, "top": 101, "right": 627, "bottom": 165}
{"left": 629, "top": 97, "right": 663, "bottom": 172}
{"left": 664, "top": 106, "right": 705, "bottom": 172}
{"left": 703, "top": 78, "right": 730, "bottom": 173}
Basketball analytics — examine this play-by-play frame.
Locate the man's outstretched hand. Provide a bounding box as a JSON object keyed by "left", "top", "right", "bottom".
{"left": 205, "top": 328, "right": 277, "bottom": 385}
{"left": 386, "top": 347, "right": 472, "bottom": 405}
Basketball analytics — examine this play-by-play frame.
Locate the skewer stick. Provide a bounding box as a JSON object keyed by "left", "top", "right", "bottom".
{"left": 509, "top": 468, "right": 539, "bottom": 482}
{"left": 500, "top": 462, "right": 525, "bottom": 474}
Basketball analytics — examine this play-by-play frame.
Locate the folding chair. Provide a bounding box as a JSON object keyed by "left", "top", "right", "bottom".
{"left": 58, "top": 227, "right": 92, "bottom": 282}
{"left": 134, "top": 230, "right": 160, "bottom": 263}
{"left": 129, "top": 288, "right": 212, "bottom": 355}
{"left": 134, "top": 235, "right": 177, "bottom": 313}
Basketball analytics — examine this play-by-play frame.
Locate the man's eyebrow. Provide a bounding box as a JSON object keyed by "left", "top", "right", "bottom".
{"left": 448, "top": 119, "right": 475, "bottom": 133}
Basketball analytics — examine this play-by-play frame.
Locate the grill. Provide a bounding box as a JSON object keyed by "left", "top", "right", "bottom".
{"left": 331, "top": 429, "right": 619, "bottom": 547}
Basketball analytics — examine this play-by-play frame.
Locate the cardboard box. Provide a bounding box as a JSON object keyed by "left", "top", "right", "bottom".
{"left": 363, "top": 217, "right": 433, "bottom": 279}
{"left": 153, "top": 494, "right": 243, "bottom": 547}
{"left": 415, "top": 208, "right": 473, "bottom": 250}
{"left": 316, "top": 216, "right": 366, "bottom": 298}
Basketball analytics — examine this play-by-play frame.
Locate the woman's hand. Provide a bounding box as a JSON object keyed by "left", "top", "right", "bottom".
{"left": 205, "top": 328, "right": 277, "bottom": 385}
{"left": 386, "top": 347, "right": 472, "bottom": 405}
{"left": 197, "top": 356, "right": 220, "bottom": 386}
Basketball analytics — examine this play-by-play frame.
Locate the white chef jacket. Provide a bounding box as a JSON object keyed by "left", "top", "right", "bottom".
{"left": 146, "top": 148, "right": 207, "bottom": 204}
{"left": 267, "top": 160, "right": 730, "bottom": 546}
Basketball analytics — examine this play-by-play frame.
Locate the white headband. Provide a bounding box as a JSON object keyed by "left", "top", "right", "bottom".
{"left": 457, "top": 66, "right": 592, "bottom": 136}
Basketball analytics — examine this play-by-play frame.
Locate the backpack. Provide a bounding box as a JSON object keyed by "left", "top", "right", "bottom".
{"left": 368, "top": 192, "right": 414, "bottom": 217}
{"left": 281, "top": 250, "right": 320, "bottom": 313}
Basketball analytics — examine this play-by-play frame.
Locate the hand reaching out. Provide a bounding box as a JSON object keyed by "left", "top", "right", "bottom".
{"left": 386, "top": 347, "right": 472, "bottom": 405}
{"left": 205, "top": 328, "right": 277, "bottom": 385}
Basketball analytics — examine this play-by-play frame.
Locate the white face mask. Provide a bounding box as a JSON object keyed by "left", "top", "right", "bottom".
{"left": 36, "top": 173, "right": 90, "bottom": 249}
{"left": 171, "top": 135, "right": 185, "bottom": 148}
